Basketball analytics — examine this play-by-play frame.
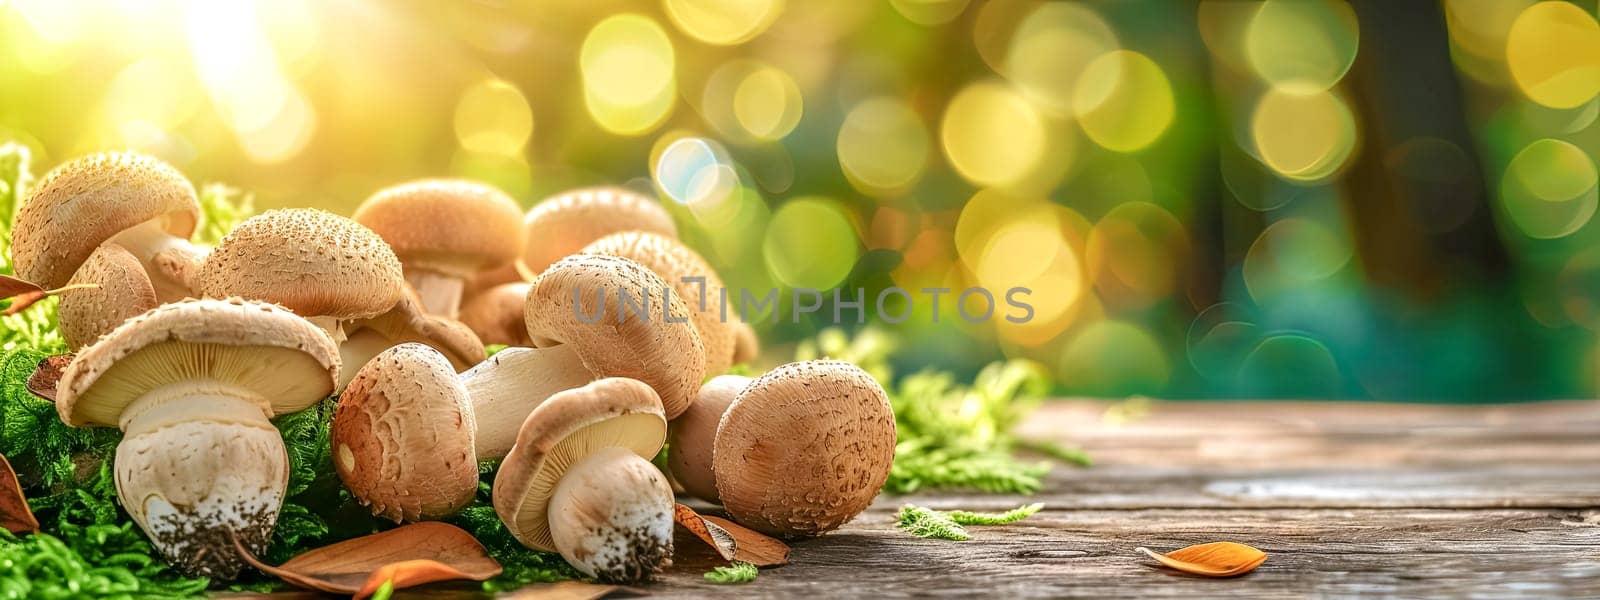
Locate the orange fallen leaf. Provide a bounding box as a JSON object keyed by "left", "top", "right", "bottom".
{"left": 498, "top": 580, "right": 631, "bottom": 599}
{"left": 233, "top": 522, "right": 501, "bottom": 596}
{"left": 27, "top": 354, "right": 71, "bottom": 402}
{"left": 0, "top": 453, "right": 40, "bottom": 534}
{"left": 0, "top": 278, "right": 99, "bottom": 316}
{"left": 673, "top": 503, "right": 790, "bottom": 567}
{"left": 1138, "top": 542, "right": 1266, "bottom": 577}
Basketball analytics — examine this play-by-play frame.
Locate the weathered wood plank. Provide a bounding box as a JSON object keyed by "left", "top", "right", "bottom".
{"left": 239, "top": 400, "right": 1600, "bottom": 598}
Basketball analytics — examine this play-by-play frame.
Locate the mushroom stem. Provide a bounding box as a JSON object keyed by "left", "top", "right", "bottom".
{"left": 460, "top": 345, "right": 595, "bottom": 459}
{"left": 406, "top": 269, "right": 466, "bottom": 318}
{"left": 339, "top": 328, "right": 396, "bottom": 389}
{"left": 110, "top": 220, "right": 206, "bottom": 302}
{"left": 114, "top": 381, "right": 286, "bottom": 579}
{"left": 546, "top": 446, "right": 674, "bottom": 583}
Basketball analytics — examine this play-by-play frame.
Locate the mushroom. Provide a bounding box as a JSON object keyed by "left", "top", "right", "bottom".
{"left": 196, "top": 208, "right": 483, "bottom": 387}
{"left": 458, "top": 282, "right": 532, "bottom": 347}
{"left": 523, "top": 254, "right": 705, "bottom": 419}
{"left": 517, "top": 187, "right": 678, "bottom": 278}
{"left": 354, "top": 180, "right": 525, "bottom": 318}
{"left": 492, "top": 378, "right": 673, "bottom": 583}
{"left": 54, "top": 298, "right": 339, "bottom": 578}
{"left": 11, "top": 151, "right": 206, "bottom": 301}
{"left": 460, "top": 343, "right": 594, "bottom": 459}
{"left": 713, "top": 360, "right": 896, "bottom": 538}
{"left": 582, "top": 231, "right": 736, "bottom": 375}
{"left": 58, "top": 244, "right": 157, "bottom": 350}
{"left": 731, "top": 321, "right": 760, "bottom": 365}
{"left": 464, "top": 261, "right": 526, "bottom": 299}
{"left": 332, "top": 343, "right": 478, "bottom": 522}
{"left": 667, "top": 374, "right": 747, "bottom": 502}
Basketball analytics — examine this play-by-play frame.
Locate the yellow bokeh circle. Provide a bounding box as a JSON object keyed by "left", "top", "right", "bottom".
{"left": 1500, "top": 138, "right": 1599, "bottom": 239}
{"left": 763, "top": 197, "right": 861, "bottom": 290}
{"left": 581, "top": 14, "right": 676, "bottom": 135}
{"left": 1245, "top": 0, "right": 1359, "bottom": 92}
{"left": 889, "top": 0, "right": 971, "bottom": 26}
{"left": 732, "top": 65, "right": 803, "bottom": 141}
{"left": 1073, "top": 50, "right": 1174, "bottom": 153}
{"left": 454, "top": 79, "right": 533, "bottom": 156}
{"left": 941, "top": 81, "right": 1047, "bottom": 187}
{"left": 1250, "top": 87, "right": 1358, "bottom": 182}
{"left": 664, "top": 0, "right": 784, "bottom": 45}
{"left": 1005, "top": 3, "right": 1119, "bottom": 113}
{"left": 838, "top": 97, "right": 930, "bottom": 195}
{"left": 1506, "top": 1, "right": 1600, "bottom": 109}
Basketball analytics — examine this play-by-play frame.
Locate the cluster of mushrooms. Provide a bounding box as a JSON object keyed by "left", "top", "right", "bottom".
{"left": 12, "top": 152, "right": 897, "bottom": 583}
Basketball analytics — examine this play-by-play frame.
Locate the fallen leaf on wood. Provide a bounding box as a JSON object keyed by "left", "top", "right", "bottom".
{"left": 498, "top": 580, "right": 632, "bottom": 599}
{"left": 0, "top": 453, "right": 40, "bottom": 534}
{"left": 1138, "top": 541, "right": 1266, "bottom": 577}
{"left": 27, "top": 354, "right": 71, "bottom": 402}
{"left": 671, "top": 504, "right": 790, "bottom": 566}
{"left": 674, "top": 503, "right": 738, "bottom": 561}
{"left": 233, "top": 521, "right": 501, "bottom": 597}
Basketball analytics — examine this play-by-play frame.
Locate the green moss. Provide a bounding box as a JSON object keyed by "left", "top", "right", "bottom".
{"left": 703, "top": 561, "right": 758, "bottom": 584}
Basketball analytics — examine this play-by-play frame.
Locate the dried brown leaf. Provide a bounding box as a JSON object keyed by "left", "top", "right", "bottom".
{"left": 498, "top": 580, "right": 633, "bottom": 599}
{"left": 672, "top": 503, "right": 789, "bottom": 567}
{"left": 27, "top": 354, "right": 71, "bottom": 402}
{"left": 233, "top": 522, "right": 501, "bottom": 596}
{"left": 0, "top": 454, "right": 39, "bottom": 534}
{"left": 1138, "top": 541, "right": 1266, "bottom": 577}
{"left": 674, "top": 503, "right": 737, "bottom": 561}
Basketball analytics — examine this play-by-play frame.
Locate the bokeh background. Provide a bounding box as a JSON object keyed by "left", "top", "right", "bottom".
{"left": 1, "top": 0, "right": 1598, "bottom": 400}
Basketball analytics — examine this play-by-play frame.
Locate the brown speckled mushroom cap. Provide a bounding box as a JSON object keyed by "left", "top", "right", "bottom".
{"left": 333, "top": 343, "right": 478, "bottom": 522}
{"left": 56, "top": 298, "right": 340, "bottom": 428}
{"left": 731, "top": 321, "right": 761, "bottom": 365}
{"left": 668, "top": 374, "right": 750, "bottom": 503}
{"left": 198, "top": 208, "right": 404, "bottom": 321}
{"left": 10, "top": 151, "right": 199, "bottom": 289}
{"left": 518, "top": 187, "right": 678, "bottom": 277}
{"left": 582, "top": 231, "right": 736, "bottom": 375}
{"left": 458, "top": 282, "right": 532, "bottom": 346}
{"left": 491, "top": 377, "right": 666, "bottom": 552}
{"left": 59, "top": 244, "right": 158, "bottom": 351}
{"left": 523, "top": 254, "right": 705, "bottom": 418}
{"left": 354, "top": 179, "right": 525, "bottom": 278}
{"left": 713, "top": 360, "right": 896, "bottom": 538}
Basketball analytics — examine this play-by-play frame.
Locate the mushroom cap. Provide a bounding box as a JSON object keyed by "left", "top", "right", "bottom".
{"left": 59, "top": 243, "right": 158, "bottom": 350}
{"left": 354, "top": 179, "right": 525, "bottom": 278}
{"left": 582, "top": 231, "right": 735, "bottom": 375}
{"left": 492, "top": 378, "right": 667, "bottom": 552}
{"left": 198, "top": 208, "right": 404, "bottom": 320}
{"left": 518, "top": 187, "right": 678, "bottom": 277}
{"left": 713, "top": 360, "right": 896, "bottom": 538}
{"left": 523, "top": 254, "right": 705, "bottom": 418}
{"left": 668, "top": 375, "right": 750, "bottom": 503}
{"left": 333, "top": 343, "right": 478, "bottom": 522}
{"left": 458, "top": 282, "right": 532, "bottom": 346}
{"left": 732, "top": 322, "right": 760, "bottom": 365}
{"left": 11, "top": 151, "right": 199, "bottom": 289}
{"left": 57, "top": 298, "right": 341, "bottom": 428}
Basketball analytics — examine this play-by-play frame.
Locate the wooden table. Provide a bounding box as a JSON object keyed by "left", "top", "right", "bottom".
{"left": 286, "top": 400, "right": 1600, "bottom": 598}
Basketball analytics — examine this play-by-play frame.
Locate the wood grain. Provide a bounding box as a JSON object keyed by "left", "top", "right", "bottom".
{"left": 250, "top": 400, "right": 1600, "bottom": 598}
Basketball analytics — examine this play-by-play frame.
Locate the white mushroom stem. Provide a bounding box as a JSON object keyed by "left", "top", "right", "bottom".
{"left": 339, "top": 328, "right": 396, "bottom": 389}
{"left": 546, "top": 446, "right": 674, "bottom": 583}
{"left": 460, "top": 345, "right": 595, "bottom": 459}
{"left": 113, "top": 380, "right": 287, "bottom": 579}
{"left": 110, "top": 219, "right": 207, "bottom": 302}
{"left": 406, "top": 269, "right": 467, "bottom": 319}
